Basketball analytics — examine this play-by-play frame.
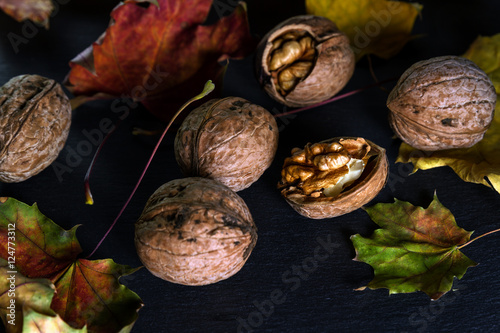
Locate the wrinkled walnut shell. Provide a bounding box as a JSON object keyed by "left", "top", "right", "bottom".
{"left": 256, "top": 15, "right": 355, "bottom": 107}
{"left": 279, "top": 137, "right": 388, "bottom": 219}
{"left": 174, "top": 97, "right": 279, "bottom": 191}
{"left": 387, "top": 56, "right": 496, "bottom": 151}
{"left": 135, "top": 177, "right": 257, "bottom": 286}
{"left": 0, "top": 74, "right": 72, "bottom": 182}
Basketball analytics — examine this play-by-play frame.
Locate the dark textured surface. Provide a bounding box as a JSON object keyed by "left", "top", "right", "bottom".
{"left": 0, "top": 1, "right": 499, "bottom": 332}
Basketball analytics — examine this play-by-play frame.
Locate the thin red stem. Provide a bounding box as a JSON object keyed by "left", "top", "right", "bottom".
{"left": 458, "top": 227, "right": 500, "bottom": 249}
{"left": 86, "top": 81, "right": 214, "bottom": 258}
{"left": 273, "top": 77, "right": 398, "bottom": 118}
{"left": 86, "top": 119, "right": 172, "bottom": 258}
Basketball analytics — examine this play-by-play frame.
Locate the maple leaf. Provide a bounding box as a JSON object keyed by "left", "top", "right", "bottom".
{"left": 396, "top": 35, "right": 500, "bottom": 194}
{"left": 351, "top": 195, "right": 477, "bottom": 300}
{"left": 22, "top": 308, "right": 88, "bottom": 333}
{"left": 397, "top": 104, "right": 500, "bottom": 194}
{"left": 0, "top": 198, "right": 81, "bottom": 279}
{"left": 64, "top": 0, "right": 256, "bottom": 121}
{"left": 0, "top": 259, "right": 87, "bottom": 333}
{"left": 463, "top": 33, "right": 500, "bottom": 92}
{"left": 51, "top": 259, "right": 141, "bottom": 333}
{"left": 0, "top": 198, "right": 142, "bottom": 333}
{"left": 0, "top": 259, "right": 55, "bottom": 333}
{"left": 305, "top": 0, "right": 422, "bottom": 61}
{"left": 0, "top": 0, "right": 54, "bottom": 29}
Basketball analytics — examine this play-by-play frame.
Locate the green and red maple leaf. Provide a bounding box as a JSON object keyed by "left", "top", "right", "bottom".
{"left": 352, "top": 195, "right": 478, "bottom": 300}
{"left": 0, "top": 198, "right": 142, "bottom": 333}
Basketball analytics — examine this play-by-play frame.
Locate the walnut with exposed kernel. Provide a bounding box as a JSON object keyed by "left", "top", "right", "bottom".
{"left": 135, "top": 177, "right": 257, "bottom": 286}
{"left": 278, "top": 137, "right": 388, "bottom": 219}
{"left": 387, "top": 56, "right": 496, "bottom": 151}
{"left": 0, "top": 74, "right": 72, "bottom": 183}
{"left": 256, "top": 15, "right": 355, "bottom": 107}
{"left": 174, "top": 97, "right": 279, "bottom": 191}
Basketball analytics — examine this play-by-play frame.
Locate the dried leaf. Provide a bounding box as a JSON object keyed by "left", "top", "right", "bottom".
{"left": 0, "top": 0, "right": 54, "bottom": 29}
{"left": 0, "top": 198, "right": 82, "bottom": 279}
{"left": 463, "top": 33, "right": 500, "bottom": 92}
{"left": 351, "top": 195, "right": 477, "bottom": 300}
{"left": 64, "top": 0, "right": 256, "bottom": 121}
{"left": 0, "top": 259, "right": 55, "bottom": 333}
{"left": 51, "top": 259, "right": 142, "bottom": 333}
{"left": 305, "top": 0, "right": 422, "bottom": 60}
{"left": 22, "top": 308, "right": 88, "bottom": 333}
{"left": 397, "top": 104, "right": 500, "bottom": 193}
{"left": 0, "top": 198, "right": 142, "bottom": 332}
{"left": 396, "top": 35, "right": 500, "bottom": 193}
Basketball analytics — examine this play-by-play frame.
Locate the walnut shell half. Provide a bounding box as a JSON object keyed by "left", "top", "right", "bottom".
{"left": 0, "top": 75, "right": 72, "bottom": 182}
{"left": 387, "top": 56, "right": 496, "bottom": 151}
{"left": 278, "top": 137, "right": 388, "bottom": 219}
{"left": 256, "top": 15, "right": 355, "bottom": 107}
{"left": 174, "top": 97, "right": 279, "bottom": 191}
{"left": 135, "top": 177, "right": 257, "bottom": 286}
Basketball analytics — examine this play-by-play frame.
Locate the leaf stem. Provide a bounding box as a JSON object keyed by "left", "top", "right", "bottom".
{"left": 273, "top": 76, "right": 398, "bottom": 118}
{"left": 84, "top": 120, "right": 121, "bottom": 205}
{"left": 458, "top": 227, "right": 500, "bottom": 249}
{"left": 86, "top": 80, "right": 215, "bottom": 258}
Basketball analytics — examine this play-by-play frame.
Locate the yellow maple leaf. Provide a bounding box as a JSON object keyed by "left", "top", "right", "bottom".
{"left": 397, "top": 103, "right": 500, "bottom": 193}
{"left": 396, "top": 34, "right": 500, "bottom": 193}
{"left": 462, "top": 33, "right": 500, "bottom": 93}
{"left": 305, "top": 0, "right": 422, "bottom": 60}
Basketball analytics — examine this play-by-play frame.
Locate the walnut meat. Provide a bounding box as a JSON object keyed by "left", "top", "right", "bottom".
{"left": 387, "top": 56, "right": 496, "bottom": 151}
{"left": 278, "top": 137, "right": 388, "bottom": 219}
{"left": 174, "top": 97, "right": 279, "bottom": 191}
{"left": 0, "top": 75, "right": 72, "bottom": 182}
{"left": 135, "top": 177, "right": 257, "bottom": 286}
{"left": 255, "top": 15, "right": 355, "bottom": 107}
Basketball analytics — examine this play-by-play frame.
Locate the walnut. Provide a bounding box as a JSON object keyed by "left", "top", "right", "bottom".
{"left": 174, "top": 97, "right": 279, "bottom": 191}
{"left": 278, "top": 137, "right": 388, "bottom": 219}
{"left": 0, "top": 75, "right": 72, "bottom": 183}
{"left": 135, "top": 177, "right": 257, "bottom": 286}
{"left": 387, "top": 56, "right": 497, "bottom": 151}
{"left": 255, "top": 15, "right": 355, "bottom": 107}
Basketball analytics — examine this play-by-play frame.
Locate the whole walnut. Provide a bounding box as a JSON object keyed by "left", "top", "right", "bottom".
{"left": 278, "top": 137, "right": 388, "bottom": 219}
{"left": 174, "top": 97, "right": 279, "bottom": 191}
{"left": 255, "top": 15, "right": 355, "bottom": 107}
{"left": 135, "top": 177, "right": 257, "bottom": 286}
{"left": 387, "top": 56, "right": 496, "bottom": 151}
{"left": 0, "top": 74, "right": 72, "bottom": 182}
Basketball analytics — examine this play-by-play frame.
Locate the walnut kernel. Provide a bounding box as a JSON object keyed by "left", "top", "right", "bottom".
{"left": 256, "top": 15, "right": 355, "bottom": 107}
{"left": 278, "top": 137, "right": 388, "bottom": 219}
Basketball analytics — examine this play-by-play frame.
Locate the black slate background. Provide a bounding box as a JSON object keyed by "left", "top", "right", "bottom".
{"left": 1, "top": 1, "right": 500, "bottom": 332}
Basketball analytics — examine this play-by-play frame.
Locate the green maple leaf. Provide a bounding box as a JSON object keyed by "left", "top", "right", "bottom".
{"left": 0, "top": 198, "right": 142, "bottom": 332}
{"left": 351, "top": 194, "right": 477, "bottom": 300}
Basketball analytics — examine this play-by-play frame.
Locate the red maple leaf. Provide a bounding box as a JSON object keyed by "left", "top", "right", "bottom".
{"left": 65, "top": 0, "right": 257, "bottom": 121}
